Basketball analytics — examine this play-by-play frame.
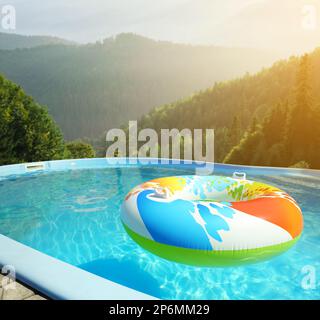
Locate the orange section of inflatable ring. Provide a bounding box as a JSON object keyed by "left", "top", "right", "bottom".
{"left": 231, "top": 196, "right": 303, "bottom": 238}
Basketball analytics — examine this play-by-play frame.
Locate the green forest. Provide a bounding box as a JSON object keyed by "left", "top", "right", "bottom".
{"left": 131, "top": 49, "right": 320, "bottom": 169}
{"left": 1, "top": 32, "right": 320, "bottom": 169}
{"left": 0, "top": 74, "right": 94, "bottom": 165}
{"left": 0, "top": 33, "right": 279, "bottom": 140}
{"left": 225, "top": 54, "right": 320, "bottom": 169}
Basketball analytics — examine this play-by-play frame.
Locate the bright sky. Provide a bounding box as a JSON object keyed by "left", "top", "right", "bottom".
{"left": 3, "top": 0, "right": 320, "bottom": 53}
{"left": 4, "top": 0, "right": 258, "bottom": 42}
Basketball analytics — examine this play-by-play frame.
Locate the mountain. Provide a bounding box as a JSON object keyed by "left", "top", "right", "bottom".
{"left": 8, "top": 0, "right": 319, "bottom": 54}
{"left": 0, "top": 33, "right": 280, "bottom": 140}
{"left": 134, "top": 48, "right": 320, "bottom": 167}
{"left": 0, "top": 32, "right": 76, "bottom": 50}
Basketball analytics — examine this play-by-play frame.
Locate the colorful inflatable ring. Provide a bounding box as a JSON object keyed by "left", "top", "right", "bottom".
{"left": 121, "top": 175, "right": 303, "bottom": 266}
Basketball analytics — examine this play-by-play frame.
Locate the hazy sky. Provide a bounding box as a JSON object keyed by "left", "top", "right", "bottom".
{"left": 2, "top": 0, "right": 320, "bottom": 53}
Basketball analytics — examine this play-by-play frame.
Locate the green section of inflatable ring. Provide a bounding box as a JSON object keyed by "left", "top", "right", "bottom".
{"left": 123, "top": 224, "right": 300, "bottom": 267}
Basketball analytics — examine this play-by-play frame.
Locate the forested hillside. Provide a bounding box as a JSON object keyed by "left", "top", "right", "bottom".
{"left": 0, "top": 74, "right": 96, "bottom": 165}
{"left": 0, "top": 33, "right": 280, "bottom": 139}
{"left": 133, "top": 48, "right": 320, "bottom": 168}
{"left": 225, "top": 54, "right": 320, "bottom": 169}
{"left": 0, "top": 32, "right": 76, "bottom": 50}
{"left": 0, "top": 74, "right": 64, "bottom": 164}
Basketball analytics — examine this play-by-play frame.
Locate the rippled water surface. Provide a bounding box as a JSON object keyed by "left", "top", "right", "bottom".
{"left": 0, "top": 165, "right": 319, "bottom": 299}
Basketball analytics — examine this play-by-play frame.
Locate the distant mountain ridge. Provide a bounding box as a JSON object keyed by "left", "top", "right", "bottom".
{"left": 0, "top": 33, "right": 281, "bottom": 139}
{"left": 0, "top": 32, "right": 77, "bottom": 50}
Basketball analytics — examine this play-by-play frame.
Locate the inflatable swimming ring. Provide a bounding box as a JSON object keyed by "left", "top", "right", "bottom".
{"left": 121, "top": 175, "right": 303, "bottom": 266}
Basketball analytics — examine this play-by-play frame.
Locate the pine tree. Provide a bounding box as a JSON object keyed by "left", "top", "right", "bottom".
{"left": 227, "top": 116, "right": 241, "bottom": 150}
{"left": 285, "top": 54, "right": 313, "bottom": 165}
{"left": 263, "top": 102, "right": 288, "bottom": 147}
{"left": 308, "top": 104, "right": 320, "bottom": 168}
{"left": 249, "top": 116, "right": 258, "bottom": 133}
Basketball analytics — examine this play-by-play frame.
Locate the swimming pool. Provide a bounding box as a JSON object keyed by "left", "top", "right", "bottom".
{"left": 0, "top": 158, "right": 319, "bottom": 299}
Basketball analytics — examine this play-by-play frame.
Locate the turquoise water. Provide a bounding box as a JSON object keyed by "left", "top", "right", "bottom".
{"left": 0, "top": 165, "right": 319, "bottom": 299}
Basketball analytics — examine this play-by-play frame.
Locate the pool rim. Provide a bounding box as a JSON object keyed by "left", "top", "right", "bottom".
{"left": 1, "top": 157, "right": 319, "bottom": 178}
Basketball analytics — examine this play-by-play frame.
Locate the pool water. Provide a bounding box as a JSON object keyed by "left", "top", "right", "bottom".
{"left": 0, "top": 164, "right": 319, "bottom": 299}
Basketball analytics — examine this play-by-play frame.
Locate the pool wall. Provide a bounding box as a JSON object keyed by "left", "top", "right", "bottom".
{"left": 0, "top": 158, "right": 319, "bottom": 299}
{"left": 0, "top": 235, "right": 155, "bottom": 300}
